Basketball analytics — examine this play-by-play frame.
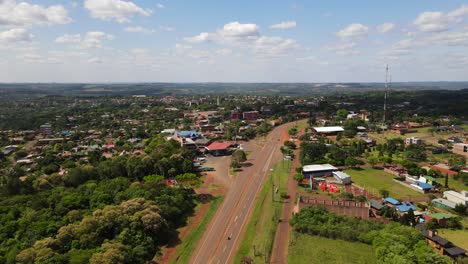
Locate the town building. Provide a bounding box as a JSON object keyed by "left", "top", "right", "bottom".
{"left": 453, "top": 143, "right": 468, "bottom": 156}
{"left": 302, "top": 164, "right": 338, "bottom": 178}
{"left": 443, "top": 190, "right": 468, "bottom": 207}
{"left": 405, "top": 136, "right": 423, "bottom": 146}
{"left": 205, "top": 141, "right": 233, "bottom": 156}
{"left": 416, "top": 224, "right": 466, "bottom": 260}
{"left": 312, "top": 126, "right": 344, "bottom": 135}
{"left": 242, "top": 111, "right": 260, "bottom": 121}
{"left": 40, "top": 123, "right": 52, "bottom": 136}
{"left": 332, "top": 171, "right": 351, "bottom": 185}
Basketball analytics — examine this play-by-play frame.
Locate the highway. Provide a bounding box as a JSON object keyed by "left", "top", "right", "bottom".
{"left": 189, "top": 122, "right": 293, "bottom": 264}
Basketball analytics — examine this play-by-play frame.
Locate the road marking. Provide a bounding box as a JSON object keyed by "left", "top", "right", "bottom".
{"left": 223, "top": 246, "right": 227, "bottom": 252}
{"left": 234, "top": 216, "right": 238, "bottom": 222}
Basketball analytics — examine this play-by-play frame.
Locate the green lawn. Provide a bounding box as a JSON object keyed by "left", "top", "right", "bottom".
{"left": 170, "top": 196, "right": 224, "bottom": 264}
{"left": 438, "top": 228, "right": 468, "bottom": 251}
{"left": 448, "top": 177, "right": 468, "bottom": 191}
{"left": 288, "top": 233, "right": 376, "bottom": 264}
{"left": 344, "top": 168, "right": 425, "bottom": 199}
{"left": 235, "top": 160, "right": 291, "bottom": 263}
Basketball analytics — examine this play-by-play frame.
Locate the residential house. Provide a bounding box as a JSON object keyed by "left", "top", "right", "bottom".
{"left": 416, "top": 224, "right": 466, "bottom": 260}
{"left": 444, "top": 190, "right": 468, "bottom": 207}
{"left": 242, "top": 111, "right": 260, "bottom": 121}
{"left": 405, "top": 137, "right": 423, "bottom": 146}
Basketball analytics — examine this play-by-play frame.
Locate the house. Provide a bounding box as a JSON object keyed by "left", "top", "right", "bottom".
{"left": 302, "top": 164, "right": 338, "bottom": 178}
{"left": 411, "top": 181, "right": 434, "bottom": 193}
{"left": 175, "top": 131, "right": 202, "bottom": 139}
{"left": 430, "top": 164, "right": 458, "bottom": 176}
{"left": 161, "top": 128, "right": 176, "bottom": 134}
{"left": 425, "top": 212, "right": 455, "bottom": 227}
{"left": 444, "top": 190, "right": 468, "bottom": 207}
{"left": 405, "top": 136, "right": 423, "bottom": 146}
{"left": 40, "top": 123, "right": 52, "bottom": 136}
{"left": 453, "top": 143, "right": 468, "bottom": 156}
{"left": 332, "top": 171, "right": 351, "bottom": 185}
{"left": 384, "top": 197, "right": 401, "bottom": 207}
{"left": 432, "top": 198, "right": 457, "bottom": 210}
{"left": 205, "top": 141, "right": 233, "bottom": 156}
{"left": 447, "top": 137, "right": 463, "bottom": 144}
{"left": 395, "top": 202, "right": 417, "bottom": 213}
{"left": 231, "top": 111, "right": 242, "bottom": 120}
{"left": 416, "top": 224, "right": 466, "bottom": 259}
{"left": 2, "top": 145, "right": 19, "bottom": 155}
{"left": 242, "top": 111, "right": 260, "bottom": 121}
{"left": 312, "top": 126, "right": 344, "bottom": 135}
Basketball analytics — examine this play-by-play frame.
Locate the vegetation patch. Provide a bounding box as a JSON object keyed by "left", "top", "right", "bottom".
{"left": 170, "top": 196, "right": 224, "bottom": 264}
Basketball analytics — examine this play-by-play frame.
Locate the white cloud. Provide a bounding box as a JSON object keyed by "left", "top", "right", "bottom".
{"left": 0, "top": 28, "right": 33, "bottom": 44}
{"left": 184, "top": 21, "right": 260, "bottom": 45}
{"left": 55, "top": 34, "right": 81, "bottom": 43}
{"left": 175, "top": 43, "right": 192, "bottom": 50}
{"left": 84, "top": 0, "right": 150, "bottom": 23}
{"left": 254, "top": 36, "right": 298, "bottom": 57}
{"left": 326, "top": 42, "right": 359, "bottom": 56}
{"left": 336, "top": 23, "right": 368, "bottom": 38}
{"left": 414, "top": 5, "right": 468, "bottom": 32}
{"left": 270, "top": 21, "right": 297, "bottom": 30}
{"left": 124, "top": 26, "right": 155, "bottom": 34}
{"left": 428, "top": 30, "right": 468, "bottom": 46}
{"left": 156, "top": 3, "right": 164, "bottom": 9}
{"left": 414, "top": 12, "right": 454, "bottom": 32}
{"left": 0, "top": 0, "right": 71, "bottom": 26}
{"left": 218, "top": 21, "right": 259, "bottom": 39}
{"left": 377, "top": 23, "right": 395, "bottom": 33}
{"left": 160, "top": 26, "right": 175, "bottom": 31}
{"left": 88, "top": 57, "right": 103, "bottom": 64}
{"left": 184, "top": 32, "right": 211, "bottom": 43}
{"left": 55, "top": 31, "right": 114, "bottom": 48}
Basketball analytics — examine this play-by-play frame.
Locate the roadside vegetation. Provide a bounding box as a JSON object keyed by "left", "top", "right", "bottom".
{"left": 290, "top": 206, "right": 450, "bottom": 264}
{"left": 235, "top": 160, "right": 291, "bottom": 263}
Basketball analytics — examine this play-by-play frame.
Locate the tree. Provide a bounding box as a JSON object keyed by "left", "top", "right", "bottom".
{"left": 379, "top": 189, "right": 389, "bottom": 198}
{"left": 232, "top": 150, "right": 247, "bottom": 163}
{"left": 367, "top": 156, "right": 378, "bottom": 168}
{"left": 454, "top": 203, "right": 467, "bottom": 216}
{"left": 448, "top": 155, "right": 466, "bottom": 171}
{"left": 294, "top": 173, "right": 304, "bottom": 184}
{"left": 345, "top": 156, "right": 363, "bottom": 168}
{"left": 336, "top": 109, "right": 348, "bottom": 119}
{"left": 288, "top": 127, "right": 298, "bottom": 137}
{"left": 444, "top": 173, "right": 448, "bottom": 188}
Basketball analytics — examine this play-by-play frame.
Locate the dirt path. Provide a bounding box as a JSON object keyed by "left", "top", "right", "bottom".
{"left": 270, "top": 123, "right": 306, "bottom": 264}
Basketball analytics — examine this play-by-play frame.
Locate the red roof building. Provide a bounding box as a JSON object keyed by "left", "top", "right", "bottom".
{"left": 205, "top": 141, "right": 233, "bottom": 151}
{"left": 430, "top": 165, "right": 458, "bottom": 176}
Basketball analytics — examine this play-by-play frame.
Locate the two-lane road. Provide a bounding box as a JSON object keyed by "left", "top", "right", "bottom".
{"left": 190, "top": 122, "right": 293, "bottom": 264}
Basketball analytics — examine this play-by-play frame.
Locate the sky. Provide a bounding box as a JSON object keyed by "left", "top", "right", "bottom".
{"left": 1, "top": 0, "right": 468, "bottom": 83}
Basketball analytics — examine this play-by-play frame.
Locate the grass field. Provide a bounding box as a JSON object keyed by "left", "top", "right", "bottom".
{"left": 234, "top": 160, "right": 291, "bottom": 263}
{"left": 344, "top": 168, "right": 425, "bottom": 199}
{"left": 448, "top": 177, "right": 468, "bottom": 191}
{"left": 288, "top": 233, "right": 376, "bottom": 264}
{"left": 438, "top": 228, "right": 468, "bottom": 251}
{"left": 170, "top": 196, "right": 224, "bottom": 264}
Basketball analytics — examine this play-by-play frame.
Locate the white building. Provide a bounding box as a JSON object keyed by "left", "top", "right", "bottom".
{"left": 332, "top": 171, "right": 351, "bottom": 185}
{"left": 405, "top": 137, "right": 423, "bottom": 146}
{"left": 444, "top": 191, "right": 468, "bottom": 207}
{"left": 302, "top": 164, "right": 338, "bottom": 178}
{"left": 312, "top": 126, "right": 344, "bottom": 135}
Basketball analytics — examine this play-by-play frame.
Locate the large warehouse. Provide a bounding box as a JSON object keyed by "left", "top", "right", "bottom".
{"left": 302, "top": 164, "right": 338, "bottom": 178}
{"left": 312, "top": 126, "right": 344, "bottom": 135}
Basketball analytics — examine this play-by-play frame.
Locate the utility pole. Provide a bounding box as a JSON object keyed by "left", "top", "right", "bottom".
{"left": 383, "top": 65, "right": 389, "bottom": 125}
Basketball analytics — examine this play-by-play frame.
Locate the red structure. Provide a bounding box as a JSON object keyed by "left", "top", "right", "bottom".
{"left": 242, "top": 111, "right": 259, "bottom": 120}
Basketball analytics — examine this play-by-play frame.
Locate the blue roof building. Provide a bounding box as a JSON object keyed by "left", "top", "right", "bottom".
{"left": 384, "top": 197, "right": 401, "bottom": 206}
{"left": 175, "top": 131, "right": 201, "bottom": 138}
{"left": 396, "top": 202, "right": 417, "bottom": 213}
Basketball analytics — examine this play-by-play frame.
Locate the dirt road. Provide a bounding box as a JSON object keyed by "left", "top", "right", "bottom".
{"left": 189, "top": 122, "right": 294, "bottom": 264}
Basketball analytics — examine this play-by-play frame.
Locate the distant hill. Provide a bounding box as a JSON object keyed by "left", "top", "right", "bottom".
{"left": 0, "top": 82, "right": 467, "bottom": 99}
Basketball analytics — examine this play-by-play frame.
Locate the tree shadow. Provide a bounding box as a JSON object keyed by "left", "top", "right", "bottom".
{"left": 242, "top": 162, "right": 253, "bottom": 167}
{"left": 197, "top": 193, "right": 215, "bottom": 204}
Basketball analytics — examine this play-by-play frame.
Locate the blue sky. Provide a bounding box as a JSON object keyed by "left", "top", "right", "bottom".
{"left": 1, "top": 0, "right": 468, "bottom": 82}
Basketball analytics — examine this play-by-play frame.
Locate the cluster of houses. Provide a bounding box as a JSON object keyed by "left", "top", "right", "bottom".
{"left": 369, "top": 196, "right": 467, "bottom": 259}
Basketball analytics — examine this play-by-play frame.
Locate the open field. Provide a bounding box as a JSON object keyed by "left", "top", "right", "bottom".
{"left": 438, "top": 228, "right": 468, "bottom": 251}
{"left": 368, "top": 127, "right": 465, "bottom": 146}
{"left": 344, "top": 168, "right": 426, "bottom": 199}
{"left": 288, "top": 233, "right": 376, "bottom": 264}
{"left": 168, "top": 196, "right": 223, "bottom": 264}
{"left": 234, "top": 160, "right": 291, "bottom": 263}
{"left": 448, "top": 177, "right": 468, "bottom": 191}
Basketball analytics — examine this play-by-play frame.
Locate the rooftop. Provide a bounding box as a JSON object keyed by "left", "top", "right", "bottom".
{"left": 313, "top": 126, "right": 344, "bottom": 133}
{"left": 428, "top": 212, "right": 454, "bottom": 220}
{"left": 303, "top": 164, "right": 338, "bottom": 172}
{"left": 384, "top": 197, "right": 401, "bottom": 205}
{"left": 205, "top": 141, "right": 233, "bottom": 151}
{"left": 332, "top": 171, "right": 351, "bottom": 180}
